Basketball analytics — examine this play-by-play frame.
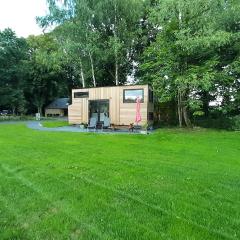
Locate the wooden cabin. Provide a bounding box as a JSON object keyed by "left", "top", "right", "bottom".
{"left": 68, "top": 85, "right": 154, "bottom": 126}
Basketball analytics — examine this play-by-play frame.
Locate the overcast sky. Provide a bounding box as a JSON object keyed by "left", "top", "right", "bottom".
{"left": 0, "top": 0, "right": 49, "bottom": 37}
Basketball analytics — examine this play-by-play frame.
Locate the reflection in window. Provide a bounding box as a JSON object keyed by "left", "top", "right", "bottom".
{"left": 74, "top": 92, "right": 89, "bottom": 98}
{"left": 123, "top": 89, "right": 144, "bottom": 103}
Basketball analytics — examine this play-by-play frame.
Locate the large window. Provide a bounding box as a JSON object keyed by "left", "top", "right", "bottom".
{"left": 123, "top": 89, "right": 144, "bottom": 103}
{"left": 74, "top": 92, "right": 89, "bottom": 98}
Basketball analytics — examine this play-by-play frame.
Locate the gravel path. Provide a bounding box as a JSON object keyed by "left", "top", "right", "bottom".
{"left": 0, "top": 120, "right": 148, "bottom": 134}
{"left": 27, "top": 121, "right": 143, "bottom": 134}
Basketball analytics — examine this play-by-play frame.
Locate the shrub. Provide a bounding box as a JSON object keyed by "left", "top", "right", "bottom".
{"left": 0, "top": 115, "right": 35, "bottom": 121}
{"left": 229, "top": 115, "right": 240, "bottom": 131}
{"left": 194, "top": 115, "right": 240, "bottom": 131}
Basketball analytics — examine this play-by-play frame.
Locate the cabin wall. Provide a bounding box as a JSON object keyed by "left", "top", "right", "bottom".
{"left": 45, "top": 109, "right": 65, "bottom": 117}
{"left": 68, "top": 85, "right": 151, "bottom": 125}
{"left": 68, "top": 103, "right": 82, "bottom": 123}
{"left": 119, "top": 87, "right": 148, "bottom": 125}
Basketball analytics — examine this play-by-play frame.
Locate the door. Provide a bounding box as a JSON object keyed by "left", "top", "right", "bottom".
{"left": 89, "top": 100, "right": 109, "bottom": 124}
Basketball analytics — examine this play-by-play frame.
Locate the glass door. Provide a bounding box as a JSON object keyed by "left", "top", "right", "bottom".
{"left": 89, "top": 100, "right": 109, "bottom": 124}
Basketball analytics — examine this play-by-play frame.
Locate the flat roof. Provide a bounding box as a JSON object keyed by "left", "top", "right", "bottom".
{"left": 72, "top": 84, "right": 150, "bottom": 91}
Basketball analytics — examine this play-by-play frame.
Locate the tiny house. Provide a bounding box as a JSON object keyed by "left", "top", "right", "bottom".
{"left": 68, "top": 85, "right": 154, "bottom": 126}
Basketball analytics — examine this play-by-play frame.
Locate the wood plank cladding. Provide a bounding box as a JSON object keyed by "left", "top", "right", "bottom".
{"left": 68, "top": 85, "right": 154, "bottom": 125}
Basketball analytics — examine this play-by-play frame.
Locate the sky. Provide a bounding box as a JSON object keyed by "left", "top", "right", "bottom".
{"left": 0, "top": 0, "right": 49, "bottom": 38}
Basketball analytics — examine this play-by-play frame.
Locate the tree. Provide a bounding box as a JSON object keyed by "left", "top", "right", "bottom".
{"left": 38, "top": 0, "right": 146, "bottom": 87}
{"left": 139, "top": 0, "right": 240, "bottom": 127}
{"left": 38, "top": 0, "right": 100, "bottom": 88}
{"left": 25, "top": 34, "right": 66, "bottom": 114}
{"left": 0, "top": 28, "right": 28, "bottom": 114}
{"left": 95, "top": 0, "right": 146, "bottom": 85}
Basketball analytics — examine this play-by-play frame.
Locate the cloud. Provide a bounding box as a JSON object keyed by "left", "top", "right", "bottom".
{"left": 0, "top": 0, "right": 48, "bottom": 37}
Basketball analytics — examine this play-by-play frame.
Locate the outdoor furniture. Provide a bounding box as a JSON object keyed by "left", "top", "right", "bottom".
{"left": 100, "top": 113, "right": 105, "bottom": 122}
{"left": 91, "top": 113, "right": 98, "bottom": 121}
{"left": 102, "top": 117, "right": 110, "bottom": 129}
{"left": 129, "top": 123, "right": 134, "bottom": 132}
{"left": 87, "top": 117, "right": 97, "bottom": 130}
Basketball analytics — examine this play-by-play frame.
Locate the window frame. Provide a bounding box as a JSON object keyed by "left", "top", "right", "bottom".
{"left": 123, "top": 89, "right": 144, "bottom": 103}
{"left": 74, "top": 91, "right": 89, "bottom": 98}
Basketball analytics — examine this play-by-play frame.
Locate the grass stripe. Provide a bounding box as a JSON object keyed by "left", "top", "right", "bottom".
{"left": 0, "top": 163, "right": 111, "bottom": 240}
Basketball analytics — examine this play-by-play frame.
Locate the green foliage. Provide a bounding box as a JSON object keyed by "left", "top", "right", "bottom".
{"left": 194, "top": 114, "right": 240, "bottom": 130}
{"left": 0, "top": 0, "right": 239, "bottom": 122}
{"left": 0, "top": 115, "right": 35, "bottom": 121}
{"left": 38, "top": 0, "right": 146, "bottom": 87}
{"left": 141, "top": 122, "right": 149, "bottom": 130}
{"left": 194, "top": 116, "right": 232, "bottom": 130}
{"left": 0, "top": 29, "right": 28, "bottom": 114}
{"left": 139, "top": 0, "right": 240, "bottom": 126}
{"left": 25, "top": 34, "right": 67, "bottom": 114}
{"left": 193, "top": 111, "right": 205, "bottom": 117}
{"left": 0, "top": 29, "right": 69, "bottom": 115}
{"left": 229, "top": 115, "right": 240, "bottom": 131}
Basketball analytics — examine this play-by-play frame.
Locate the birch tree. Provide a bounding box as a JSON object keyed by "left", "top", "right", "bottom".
{"left": 38, "top": 0, "right": 100, "bottom": 88}
{"left": 95, "top": 0, "right": 145, "bottom": 85}
{"left": 38, "top": 0, "right": 146, "bottom": 86}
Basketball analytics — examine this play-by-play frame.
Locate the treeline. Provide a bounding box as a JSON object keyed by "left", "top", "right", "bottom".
{"left": 0, "top": 30, "right": 69, "bottom": 115}
{"left": 0, "top": 0, "right": 239, "bottom": 127}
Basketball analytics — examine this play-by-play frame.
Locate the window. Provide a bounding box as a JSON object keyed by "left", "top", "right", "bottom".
{"left": 149, "top": 89, "right": 153, "bottom": 103}
{"left": 74, "top": 92, "right": 89, "bottom": 98}
{"left": 123, "top": 89, "right": 144, "bottom": 103}
{"left": 148, "top": 112, "right": 154, "bottom": 121}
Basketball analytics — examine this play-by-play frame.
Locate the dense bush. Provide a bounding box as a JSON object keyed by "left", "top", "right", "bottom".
{"left": 229, "top": 115, "right": 240, "bottom": 131}
{"left": 194, "top": 115, "right": 240, "bottom": 131}
{"left": 0, "top": 115, "right": 35, "bottom": 121}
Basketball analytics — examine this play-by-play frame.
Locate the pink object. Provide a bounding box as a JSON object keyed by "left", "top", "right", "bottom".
{"left": 135, "top": 97, "right": 142, "bottom": 123}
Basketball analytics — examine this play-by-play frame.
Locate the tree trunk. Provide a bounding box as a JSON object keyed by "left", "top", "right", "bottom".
{"left": 38, "top": 106, "right": 42, "bottom": 116}
{"left": 114, "top": 0, "right": 119, "bottom": 86}
{"left": 183, "top": 105, "right": 192, "bottom": 128}
{"left": 178, "top": 89, "right": 192, "bottom": 128}
{"left": 115, "top": 55, "right": 119, "bottom": 86}
{"left": 88, "top": 51, "right": 96, "bottom": 87}
{"left": 177, "top": 90, "right": 183, "bottom": 128}
{"left": 12, "top": 107, "right": 16, "bottom": 116}
{"left": 79, "top": 58, "right": 85, "bottom": 88}
{"left": 202, "top": 91, "right": 210, "bottom": 117}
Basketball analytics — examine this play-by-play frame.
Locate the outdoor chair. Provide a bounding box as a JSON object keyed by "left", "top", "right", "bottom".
{"left": 91, "top": 113, "right": 98, "bottom": 121}
{"left": 87, "top": 117, "right": 97, "bottom": 131}
{"left": 100, "top": 113, "right": 105, "bottom": 122}
{"left": 102, "top": 117, "right": 110, "bottom": 129}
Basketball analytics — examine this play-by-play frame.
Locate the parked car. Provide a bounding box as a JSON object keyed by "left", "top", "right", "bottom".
{"left": 0, "top": 110, "right": 10, "bottom": 116}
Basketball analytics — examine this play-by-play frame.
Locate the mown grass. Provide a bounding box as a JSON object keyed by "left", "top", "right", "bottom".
{"left": 0, "top": 124, "right": 239, "bottom": 240}
{"left": 42, "top": 121, "right": 69, "bottom": 128}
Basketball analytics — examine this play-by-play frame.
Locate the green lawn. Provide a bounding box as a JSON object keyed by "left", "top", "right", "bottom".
{"left": 0, "top": 124, "right": 239, "bottom": 240}
{"left": 41, "top": 120, "right": 69, "bottom": 128}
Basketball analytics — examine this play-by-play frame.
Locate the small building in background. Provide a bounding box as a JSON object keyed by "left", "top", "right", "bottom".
{"left": 45, "top": 98, "right": 69, "bottom": 117}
